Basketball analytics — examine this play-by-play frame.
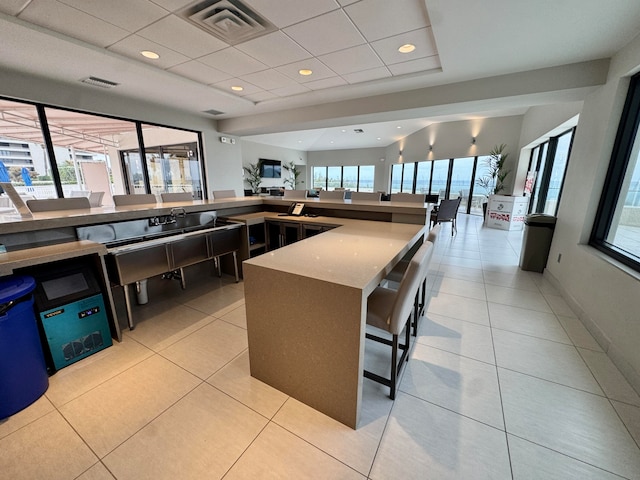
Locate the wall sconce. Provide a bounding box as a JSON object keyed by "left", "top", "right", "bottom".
{"left": 399, "top": 149, "right": 403, "bottom": 156}
{"left": 429, "top": 144, "right": 433, "bottom": 151}
{"left": 471, "top": 137, "right": 476, "bottom": 145}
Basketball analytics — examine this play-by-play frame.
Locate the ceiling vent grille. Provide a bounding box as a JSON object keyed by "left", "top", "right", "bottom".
{"left": 81, "top": 76, "right": 119, "bottom": 89}
{"left": 181, "top": 0, "right": 276, "bottom": 45}
{"left": 203, "top": 109, "right": 225, "bottom": 116}
{"left": 354, "top": 128, "right": 364, "bottom": 133}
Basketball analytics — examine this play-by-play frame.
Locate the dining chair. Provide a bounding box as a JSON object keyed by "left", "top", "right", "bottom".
{"left": 26, "top": 197, "right": 91, "bottom": 212}
{"left": 390, "top": 193, "right": 426, "bottom": 203}
{"left": 283, "top": 189, "right": 308, "bottom": 199}
{"left": 113, "top": 194, "right": 157, "bottom": 206}
{"left": 430, "top": 197, "right": 462, "bottom": 235}
{"left": 350, "top": 192, "right": 382, "bottom": 201}
{"left": 319, "top": 190, "right": 346, "bottom": 200}
{"left": 160, "top": 192, "right": 193, "bottom": 202}
{"left": 364, "top": 240, "right": 434, "bottom": 399}
{"left": 211, "top": 189, "right": 236, "bottom": 199}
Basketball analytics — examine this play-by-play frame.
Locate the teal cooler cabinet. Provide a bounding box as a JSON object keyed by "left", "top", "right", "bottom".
{"left": 33, "top": 262, "right": 112, "bottom": 373}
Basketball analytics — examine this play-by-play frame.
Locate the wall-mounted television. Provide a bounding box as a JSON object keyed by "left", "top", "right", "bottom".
{"left": 259, "top": 159, "right": 281, "bottom": 178}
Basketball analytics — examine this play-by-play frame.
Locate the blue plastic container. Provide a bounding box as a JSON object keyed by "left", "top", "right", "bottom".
{"left": 0, "top": 275, "right": 49, "bottom": 419}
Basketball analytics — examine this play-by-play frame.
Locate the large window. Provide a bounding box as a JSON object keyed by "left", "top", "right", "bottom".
{"left": 591, "top": 73, "right": 640, "bottom": 271}
{"left": 0, "top": 96, "right": 205, "bottom": 205}
{"left": 312, "top": 165, "right": 375, "bottom": 191}
{"left": 527, "top": 128, "right": 574, "bottom": 215}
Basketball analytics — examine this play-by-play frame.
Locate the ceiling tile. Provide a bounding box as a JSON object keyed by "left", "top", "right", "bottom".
{"left": 0, "top": 0, "right": 31, "bottom": 15}
{"left": 242, "top": 69, "right": 298, "bottom": 90}
{"left": 243, "top": 90, "right": 278, "bottom": 102}
{"left": 213, "top": 78, "right": 263, "bottom": 96}
{"left": 343, "top": 66, "right": 391, "bottom": 84}
{"left": 137, "top": 14, "right": 228, "bottom": 58}
{"left": 283, "top": 9, "right": 365, "bottom": 56}
{"left": 199, "top": 48, "right": 268, "bottom": 76}
{"left": 108, "top": 34, "right": 190, "bottom": 69}
{"left": 336, "top": 0, "right": 359, "bottom": 5}
{"left": 244, "top": 0, "right": 340, "bottom": 28}
{"left": 304, "top": 76, "right": 348, "bottom": 90}
{"left": 344, "top": 0, "right": 429, "bottom": 42}
{"left": 387, "top": 55, "right": 441, "bottom": 76}
{"left": 276, "top": 58, "right": 337, "bottom": 83}
{"left": 318, "top": 44, "right": 383, "bottom": 75}
{"left": 58, "top": 0, "right": 169, "bottom": 32}
{"left": 168, "top": 60, "right": 231, "bottom": 84}
{"left": 147, "top": 0, "right": 193, "bottom": 12}
{"left": 270, "top": 84, "right": 311, "bottom": 97}
{"left": 19, "top": 0, "right": 129, "bottom": 48}
{"left": 370, "top": 28, "right": 437, "bottom": 65}
{"left": 236, "top": 31, "right": 311, "bottom": 67}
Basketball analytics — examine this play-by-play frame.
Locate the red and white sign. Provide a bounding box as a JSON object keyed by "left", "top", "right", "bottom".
{"left": 485, "top": 195, "right": 529, "bottom": 231}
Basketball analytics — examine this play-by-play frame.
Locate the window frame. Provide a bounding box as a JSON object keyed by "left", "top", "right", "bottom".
{"left": 590, "top": 73, "right": 640, "bottom": 272}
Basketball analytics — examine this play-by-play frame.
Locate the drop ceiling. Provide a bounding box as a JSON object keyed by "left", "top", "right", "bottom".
{"left": 1, "top": 0, "right": 640, "bottom": 151}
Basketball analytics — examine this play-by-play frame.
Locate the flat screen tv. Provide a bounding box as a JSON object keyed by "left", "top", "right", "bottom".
{"left": 259, "top": 159, "right": 281, "bottom": 178}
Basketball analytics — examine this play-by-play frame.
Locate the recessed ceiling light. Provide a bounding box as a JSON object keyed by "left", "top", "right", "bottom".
{"left": 377, "top": 137, "right": 381, "bottom": 140}
{"left": 140, "top": 50, "right": 160, "bottom": 59}
{"left": 231, "top": 85, "right": 244, "bottom": 91}
{"left": 396, "top": 126, "right": 402, "bottom": 129}
{"left": 341, "top": 129, "right": 347, "bottom": 133}
{"left": 299, "top": 69, "right": 313, "bottom": 76}
{"left": 398, "top": 44, "right": 416, "bottom": 54}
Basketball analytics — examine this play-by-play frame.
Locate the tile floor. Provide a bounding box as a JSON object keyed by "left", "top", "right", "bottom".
{"left": 1, "top": 214, "right": 640, "bottom": 479}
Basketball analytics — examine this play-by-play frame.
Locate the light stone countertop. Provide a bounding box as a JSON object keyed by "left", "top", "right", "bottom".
{"left": 243, "top": 215, "right": 426, "bottom": 296}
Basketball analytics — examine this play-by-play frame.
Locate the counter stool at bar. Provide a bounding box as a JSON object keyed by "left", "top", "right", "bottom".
{"left": 385, "top": 224, "right": 440, "bottom": 335}
{"left": 364, "top": 241, "right": 434, "bottom": 399}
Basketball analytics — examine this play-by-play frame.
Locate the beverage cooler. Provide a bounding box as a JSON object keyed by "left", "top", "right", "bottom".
{"left": 32, "top": 260, "right": 112, "bottom": 374}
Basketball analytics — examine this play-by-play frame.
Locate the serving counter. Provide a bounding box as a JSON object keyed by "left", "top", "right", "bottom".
{"left": 242, "top": 216, "right": 427, "bottom": 429}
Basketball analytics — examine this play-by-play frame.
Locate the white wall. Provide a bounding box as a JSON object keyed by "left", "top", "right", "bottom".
{"left": 240, "top": 140, "right": 307, "bottom": 190}
{"left": 546, "top": 32, "right": 640, "bottom": 391}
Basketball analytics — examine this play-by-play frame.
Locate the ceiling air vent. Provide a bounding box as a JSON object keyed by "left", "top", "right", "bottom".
{"left": 354, "top": 128, "right": 364, "bottom": 133}
{"left": 181, "top": 0, "right": 276, "bottom": 45}
{"left": 203, "top": 109, "right": 225, "bottom": 116}
{"left": 81, "top": 76, "right": 119, "bottom": 89}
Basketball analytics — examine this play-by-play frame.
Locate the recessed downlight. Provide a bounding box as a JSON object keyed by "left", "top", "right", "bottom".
{"left": 140, "top": 50, "right": 160, "bottom": 59}
{"left": 231, "top": 85, "right": 244, "bottom": 92}
{"left": 299, "top": 69, "right": 313, "bottom": 76}
{"left": 398, "top": 44, "right": 416, "bottom": 53}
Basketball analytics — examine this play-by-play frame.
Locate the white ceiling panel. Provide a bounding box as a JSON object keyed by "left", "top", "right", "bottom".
{"left": 199, "top": 48, "right": 268, "bottom": 76}
{"left": 318, "top": 44, "right": 384, "bottom": 75}
{"left": 168, "top": 60, "right": 232, "bottom": 84}
{"left": 214, "top": 78, "right": 264, "bottom": 97}
{"left": 276, "top": 58, "right": 337, "bottom": 83}
{"left": 236, "top": 31, "right": 312, "bottom": 67}
{"left": 388, "top": 56, "right": 441, "bottom": 76}
{"left": 242, "top": 90, "right": 278, "bottom": 102}
{"left": 370, "top": 28, "right": 437, "bottom": 66}
{"left": 136, "top": 14, "right": 228, "bottom": 58}
{"left": 244, "top": 0, "right": 340, "bottom": 28}
{"left": 0, "top": 0, "right": 30, "bottom": 15}
{"left": 304, "top": 76, "right": 348, "bottom": 91}
{"left": 271, "top": 84, "right": 311, "bottom": 97}
{"left": 343, "top": 66, "right": 391, "bottom": 84}
{"left": 108, "top": 34, "right": 190, "bottom": 69}
{"left": 345, "top": 0, "right": 429, "bottom": 42}
{"left": 19, "top": 0, "right": 129, "bottom": 48}
{"left": 336, "top": 0, "right": 359, "bottom": 6}
{"left": 147, "top": 0, "right": 193, "bottom": 12}
{"left": 242, "top": 69, "right": 299, "bottom": 90}
{"left": 283, "top": 9, "right": 366, "bottom": 56}
{"left": 58, "top": 0, "right": 169, "bottom": 33}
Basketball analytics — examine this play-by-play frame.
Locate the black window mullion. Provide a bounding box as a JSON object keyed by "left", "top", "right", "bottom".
{"left": 135, "top": 123, "right": 151, "bottom": 194}
{"left": 412, "top": 161, "right": 418, "bottom": 194}
{"left": 536, "top": 138, "right": 558, "bottom": 212}
{"left": 36, "top": 105, "right": 64, "bottom": 198}
{"left": 445, "top": 158, "right": 454, "bottom": 199}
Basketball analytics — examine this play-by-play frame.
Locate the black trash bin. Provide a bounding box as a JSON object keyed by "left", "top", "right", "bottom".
{"left": 519, "top": 214, "right": 557, "bottom": 272}
{"left": 0, "top": 275, "right": 49, "bottom": 419}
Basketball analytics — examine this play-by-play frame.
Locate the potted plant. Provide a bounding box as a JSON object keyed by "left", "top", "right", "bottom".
{"left": 475, "top": 143, "right": 510, "bottom": 217}
{"left": 282, "top": 161, "right": 301, "bottom": 190}
{"left": 243, "top": 162, "right": 262, "bottom": 194}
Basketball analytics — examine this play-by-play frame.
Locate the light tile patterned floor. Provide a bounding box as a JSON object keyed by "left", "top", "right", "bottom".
{"left": 1, "top": 214, "right": 639, "bottom": 479}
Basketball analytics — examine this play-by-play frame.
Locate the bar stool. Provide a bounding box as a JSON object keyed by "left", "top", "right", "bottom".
{"left": 364, "top": 240, "right": 434, "bottom": 399}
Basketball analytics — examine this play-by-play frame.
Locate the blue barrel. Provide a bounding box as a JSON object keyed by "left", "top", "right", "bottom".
{"left": 0, "top": 275, "right": 49, "bottom": 419}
